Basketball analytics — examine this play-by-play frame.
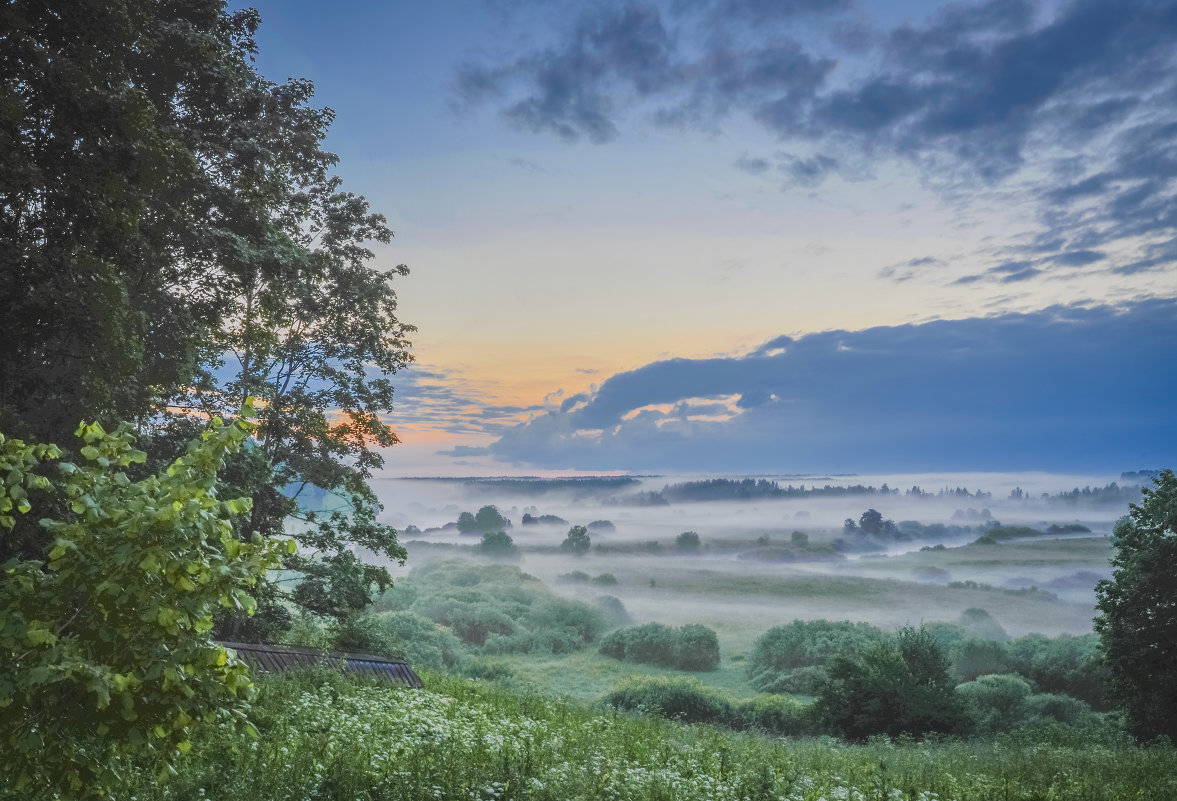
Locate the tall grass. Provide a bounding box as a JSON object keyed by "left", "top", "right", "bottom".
{"left": 119, "top": 669, "right": 1177, "bottom": 801}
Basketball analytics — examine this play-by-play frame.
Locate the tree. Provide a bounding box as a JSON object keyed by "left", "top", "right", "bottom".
{"left": 561, "top": 524, "right": 591, "bottom": 556}
{"left": 1094, "top": 468, "right": 1177, "bottom": 741}
{"left": 675, "top": 530, "right": 701, "bottom": 551}
{"left": 478, "top": 531, "right": 518, "bottom": 558}
{"left": 0, "top": 408, "right": 287, "bottom": 798}
{"left": 0, "top": 0, "right": 413, "bottom": 632}
{"left": 814, "top": 627, "right": 967, "bottom": 741}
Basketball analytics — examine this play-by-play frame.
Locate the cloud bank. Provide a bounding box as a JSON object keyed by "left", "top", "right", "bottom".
{"left": 487, "top": 299, "right": 1177, "bottom": 472}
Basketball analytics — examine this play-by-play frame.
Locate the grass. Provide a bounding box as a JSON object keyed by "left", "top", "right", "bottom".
{"left": 120, "top": 668, "right": 1177, "bottom": 801}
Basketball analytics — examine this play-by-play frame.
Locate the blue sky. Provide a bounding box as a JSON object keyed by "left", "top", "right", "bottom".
{"left": 240, "top": 0, "right": 1177, "bottom": 474}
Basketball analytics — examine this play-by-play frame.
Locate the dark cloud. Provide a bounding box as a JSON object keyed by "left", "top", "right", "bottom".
{"left": 733, "top": 154, "right": 771, "bottom": 175}
{"left": 458, "top": 1, "right": 1177, "bottom": 282}
{"left": 879, "top": 256, "right": 945, "bottom": 282}
{"left": 458, "top": 4, "right": 678, "bottom": 143}
{"left": 674, "top": 0, "right": 852, "bottom": 23}
{"left": 488, "top": 299, "right": 1177, "bottom": 472}
{"left": 779, "top": 152, "right": 839, "bottom": 185}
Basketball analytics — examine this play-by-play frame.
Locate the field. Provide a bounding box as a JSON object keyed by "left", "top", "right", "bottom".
{"left": 120, "top": 669, "right": 1177, "bottom": 801}
{"left": 117, "top": 472, "right": 1163, "bottom": 801}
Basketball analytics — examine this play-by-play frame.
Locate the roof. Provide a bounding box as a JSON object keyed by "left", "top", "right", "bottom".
{"left": 218, "top": 640, "right": 424, "bottom": 689}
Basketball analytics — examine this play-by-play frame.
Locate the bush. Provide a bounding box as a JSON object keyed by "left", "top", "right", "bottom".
{"left": 557, "top": 570, "right": 591, "bottom": 583}
{"left": 603, "top": 677, "right": 734, "bottom": 726}
{"left": 586, "top": 519, "right": 616, "bottom": 532}
{"left": 736, "top": 694, "right": 814, "bottom": 736}
{"left": 594, "top": 595, "right": 632, "bottom": 624}
{"left": 461, "top": 658, "right": 515, "bottom": 681}
{"left": 331, "top": 614, "right": 402, "bottom": 657}
{"left": 950, "top": 637, "right": 1011, "bottom": 682}
{"left": 676, "top": 624, "right": 721, "bottom": 671}
{"left": 956, "top": 673, "right": 1033, "bottom": 733}
{"left": 599, "top": 623, "right": 721, "bottom": 671}
{"left": 747, "top": 619, "right": 885, "bottom": 694}
{"left": 814, "top": 627, "right": 969, "bottom": 742}
{"left": 590, "top": 573, "right": 618, "bottom": 586}
{"left": 675, "top": 530, "right": 701, "bottom": 551}
{"left": 1007, "top": 632, "right": 1107, "bottom": 708}
{"left": 375, "top": 611, "right": 463, "bottom": 672}
{"left": 959, "top": 607, "right": 1009, "bottom": 641}
{"left": 390, "top": 560, "right": 606, "bottom": 657}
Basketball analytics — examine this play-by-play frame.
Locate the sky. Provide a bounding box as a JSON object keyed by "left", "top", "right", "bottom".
{"left": 239, "top": 0, "right": 1177, "bottom": 475}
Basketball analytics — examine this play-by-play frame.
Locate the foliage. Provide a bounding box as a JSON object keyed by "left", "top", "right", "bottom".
{"left": 0, "top": 0, "right": 412, "bottom": 633}
{"left": 372, "top": 612, "right": 462, "bottom": 673}
{"left": 814, "top": 627, "right": 968, "bottom": 742}
{"left": 115, "top": 670, "right": 1177, "bottom": 801}
{"left": 675, "top": 530, "right": 701, "bottom": 551}
{"left": 561, "top": 524, "right": 592, "bottom": 556}
{"left": 956, "top": 674, "right": 1033, "bottom": 733}
{"left": 327, "top": 614, "right": 401, "bottom": 658}
{"left": 1005, "top": 632, "right": 1107, "bottom": 708}
{"left": 599, "top": 623, "right": 721, "bottom": 671}
{"left": 594, "top": 595, "right": 632, "bottom": 624}
{"left": 477, "top": 531, "right": 518, "bottom": 558}
{"left": 458, "top": 506, "right": 511, "bottom": 535}
{"left": 1095, "top": 468, "right": 1177, "bottom": 741}
{"left": 376, "top": 560, "right": 605, "bottom": 657}
{"left": 0, "top": 412, "right": 287, "bottom": 798}
{"left": 603, "top": 676, "right": 735, "bottom": 726}
{"left": 734, "top": 694, "right": 814, "bottom": 736}
{"left": 747, "top": 619, "right": 885, "bottom": 694}
{"left": 957, "top": 607, "right": 1008, "bottom": 641}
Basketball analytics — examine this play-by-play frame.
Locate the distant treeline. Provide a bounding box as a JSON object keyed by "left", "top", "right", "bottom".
{"left": 462, "top": 476, "right": 641, "bottom": 495}
{"left": 631, "top": 478, "right": 900, "bottom": 504}
{"left": 607, "top": 477, "right": 1141, "bottom": 508}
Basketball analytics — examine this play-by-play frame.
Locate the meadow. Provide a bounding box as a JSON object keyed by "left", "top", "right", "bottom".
{"left": 117, "top": 471, "right": 1166, "bottom": 801}
{"left": 120, "top": 669, "right": 1177, "bottom": 801}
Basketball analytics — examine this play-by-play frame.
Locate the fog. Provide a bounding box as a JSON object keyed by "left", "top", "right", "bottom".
{"left": 365, "top": 471, "right": 1141, "bottom": 641}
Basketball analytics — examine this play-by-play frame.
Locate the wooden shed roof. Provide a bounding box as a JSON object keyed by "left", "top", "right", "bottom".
{"left": 219, "top": 641, "right": 424, "bottom": 689}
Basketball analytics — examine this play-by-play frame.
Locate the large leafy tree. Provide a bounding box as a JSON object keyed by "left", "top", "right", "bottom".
{"left": 0, "top": 410, "right": 287, "bottom": 799}
{"left": 0, "top": 1, "right": 412, "bottom": 627}
{"left": 1094, "top": 469, "right": 1177, "bottom": 741}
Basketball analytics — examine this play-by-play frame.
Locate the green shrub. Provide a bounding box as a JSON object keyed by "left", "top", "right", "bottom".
{"left": 735, "top": 694, "right": 813, "bottom": 736}
{"left": 747, "top": 619, "right": 885, "bottom": 694}
{"left": 599, "top": 623, "right": 721, "bottom": 671}
{"left": 594, "top": 595, "right": 631, "bottom": 624}
{"left": 959, "top": 607, "right": 1009, "bottom": 641}
{"left": 1007, "top": 632, "right": 1107, "bottom": 708}
{"left": 557, "top": 570, "right": 591, "bottom": 583}
{"left": 375, "top": 611, "right": 463, "bottom": 672}
{"left": 590, "top": 573, "right": 618, "bottom": 586}
{"left": 950, "top": 637, "right": 1011, "bottom": 682}
{"left": 1025, "top": 692, "right": 1095, "bottom": 726}
{"left": 675, "top": 530, "right": 701, "bottom": 551}
{"left": 331, "top": 614, "right": 402, "bottom": 657}
{"left": 956, "top": 673, "right": 1033, "bottom": 732}
{"left": 603, "top": 676, "right": 734, "bottom": 726}
{"left": 676, "top": 624, "right": 721, "bottom": 671}
{"left": 384, "top": 560, "right": 605, "bottom": 657}
{"left": 461, "top": 658, "right": 515, "bottom": 681}
{"left": 814, "top": 627, "right": 969, "bottom": 742}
